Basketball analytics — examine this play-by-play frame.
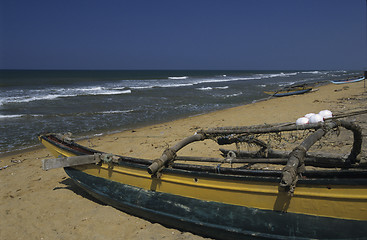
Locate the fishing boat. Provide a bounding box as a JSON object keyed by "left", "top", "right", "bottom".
{"left": 330, "top": 76, "right": 365, "bottom": 84}
{"left": 264, "top": 86, "right": 312, "bottom": 97}
{"left": 39, "top": 119, "right": 367, "bottom": 239}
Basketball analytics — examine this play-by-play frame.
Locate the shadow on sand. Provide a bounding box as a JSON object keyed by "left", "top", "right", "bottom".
{"left": 53, "top": 178, "right": 107, "bottom": 206}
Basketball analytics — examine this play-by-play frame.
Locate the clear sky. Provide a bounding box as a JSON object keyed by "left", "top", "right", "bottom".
{"left": 0, "top": 0, "right": 366, "bottom": 70}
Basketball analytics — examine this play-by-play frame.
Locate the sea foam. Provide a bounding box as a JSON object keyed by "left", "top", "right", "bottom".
{"left": 0, "top": 114, "right": 23, "bottom": 119}
{"left": 168, "top": 76, "right": 188, "bottom": 80}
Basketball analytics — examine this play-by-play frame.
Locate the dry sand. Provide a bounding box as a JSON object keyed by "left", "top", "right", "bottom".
{"left": 1, "top": 81, "right": 366, "bottom": 240}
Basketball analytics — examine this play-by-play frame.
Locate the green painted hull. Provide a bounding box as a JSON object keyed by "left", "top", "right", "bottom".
{"left": 65, "top": 167, "right": 367, "bottom": 239}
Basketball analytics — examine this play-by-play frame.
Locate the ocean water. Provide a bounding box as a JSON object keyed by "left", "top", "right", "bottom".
{"left": 0, "top": 69, "right": 362, "bottom": 154}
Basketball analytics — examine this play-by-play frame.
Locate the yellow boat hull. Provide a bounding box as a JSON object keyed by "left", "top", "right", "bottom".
{"left": 39, "top": 134, "right": 367, "bottom": 239}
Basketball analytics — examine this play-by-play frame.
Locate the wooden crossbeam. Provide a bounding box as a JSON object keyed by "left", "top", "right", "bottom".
{"left": 42, "top": 154, "right": 100, "bottom": 170}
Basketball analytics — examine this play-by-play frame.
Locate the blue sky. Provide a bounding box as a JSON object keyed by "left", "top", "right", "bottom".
{"left": 0, "top": 0, "right": 366, "bottom": 70}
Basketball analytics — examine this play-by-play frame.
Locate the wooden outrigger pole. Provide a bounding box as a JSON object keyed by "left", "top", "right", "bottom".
{"left": 146, "top": 119, "right": 363, "bottom": 194}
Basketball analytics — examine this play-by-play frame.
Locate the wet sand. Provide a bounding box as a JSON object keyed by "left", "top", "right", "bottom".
{"left": 1, "top": 81, "right": 366, "bottom": 240}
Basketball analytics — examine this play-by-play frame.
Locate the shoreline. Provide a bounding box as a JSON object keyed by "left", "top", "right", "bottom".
{"left": 1, "top": 81, "right": 366, "bottom": 240}
{"left": 0, "top": 93, "right": 276, "bottom": 158}
{"left": 0, "top": 81, "right": 364, "bottom": 159}
{"left": 0, "top": 80, "right": 332, "bottom": 158}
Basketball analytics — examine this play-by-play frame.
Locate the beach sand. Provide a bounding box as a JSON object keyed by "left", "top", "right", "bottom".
{"left": 1, "top": 81, "right": 366, "bottom": 240}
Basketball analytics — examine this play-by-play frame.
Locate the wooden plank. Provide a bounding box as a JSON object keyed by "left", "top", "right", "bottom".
{"left": 42, "top": 154, "right": 100, "bottom": 170}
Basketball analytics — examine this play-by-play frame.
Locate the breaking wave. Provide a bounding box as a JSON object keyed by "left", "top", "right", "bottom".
{"left": 168, "top": 76, "right": 188, "bottom": 80}
{"left": 0, "top": 87, "right": 131, "bottom": 106}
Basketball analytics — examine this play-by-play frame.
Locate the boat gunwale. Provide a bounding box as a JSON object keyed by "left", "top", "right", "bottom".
{"left": 39, "top": 134, "right": 367, "bottom": 186}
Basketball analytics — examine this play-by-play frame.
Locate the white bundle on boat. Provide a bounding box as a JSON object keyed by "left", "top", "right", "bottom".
{"left": 296, "top": 110, "right": 332, "bottom": 125}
